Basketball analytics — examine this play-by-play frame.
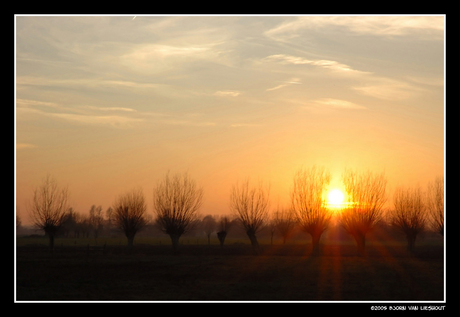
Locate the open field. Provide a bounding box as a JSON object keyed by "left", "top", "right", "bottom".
{"left": 15, "top": 237, "right": 444, "bottom": 302}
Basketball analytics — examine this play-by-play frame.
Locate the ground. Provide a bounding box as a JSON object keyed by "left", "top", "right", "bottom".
{"left": 15, "top": 238, "right": 444, "bottom": 302}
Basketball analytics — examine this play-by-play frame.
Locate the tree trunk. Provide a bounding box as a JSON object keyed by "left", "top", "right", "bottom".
{"left": 311, "top": 233, "right": 322, "bottom": 256}
{"left": 247, "top": 230, "right": 260, "bottom": 255}
{"left": 48, "top": 233, "right": 55, "bottom": 252}
{"left": 169, "top": 233, "right": 181, "bottom": 254}
{"left": 406, "top": 233, "right": 417, "bottom": 253}
{"left": 217, "top": 231, "right": 227, "bottom": 248}
{"left": 352, "top": 232, "right": 366, "bottom": 256}
{"left": 127, "top": 236, "right": 134, "bottom": 248}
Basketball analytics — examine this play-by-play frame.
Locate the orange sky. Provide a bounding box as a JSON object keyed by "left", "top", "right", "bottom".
{"left": 15, "top": 15, "right": 445, "bottom": 225}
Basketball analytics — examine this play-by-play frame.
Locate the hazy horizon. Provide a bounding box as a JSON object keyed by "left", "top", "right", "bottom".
{"left": 15, "top": 15, "right": 445, "bottom": 226}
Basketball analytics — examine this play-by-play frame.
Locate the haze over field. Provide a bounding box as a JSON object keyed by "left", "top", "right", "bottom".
{"left": 15, "top": 15, "right": 445, "bottom": 225}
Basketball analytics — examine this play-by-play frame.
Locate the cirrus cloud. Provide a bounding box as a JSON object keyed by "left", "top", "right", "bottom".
{"left": 265, "top": 16, "right": 444, "bottom": 40}
{"left": 263, "top": 54, "right": 369, "bottom": 74}
{"left": 214, "top": 90, "right": 241, "bottom": 97}
{"left": 301, "top": 98, "right": 367, "bottom": 113}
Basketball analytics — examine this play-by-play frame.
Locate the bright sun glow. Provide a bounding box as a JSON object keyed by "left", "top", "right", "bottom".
{"left": 327, "top": 189, "right": 345, "bottom": 208}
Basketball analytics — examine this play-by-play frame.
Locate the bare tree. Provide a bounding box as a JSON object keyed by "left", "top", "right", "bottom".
{"left": 28, "top": 175, "right": 69, "bottom": 251}
{"left": 389, "top": 186, "right": 427, "bottom": 252}
{"left": 153, "top": 172, "right": 203, "bottom": 252}
{"left": 61, "top": 208, "right": 84, "bottom": 238}
{"left": 341, "top": 169, "right": 387, "bottom": 255}
{"left": 16, "top": 213, "right": 22, "bottom": 232}
{"left": 201, "top": 214, "right": 217, "bottom": 245}
{"left": 112, "top": 188, "right": 148, "bottom": 248}
{"left": 291, "top": 166, "right": 331, "bottom": 255}
{"left": 105, "top": 206, "right": 114, "bottom": 234}
{"left": 60, "top": 207, "right": 75, "bottom": 238}
{"left": 273, "top": 207, "right": 296, "bottom": 244}
{"left": 216, "top": 215, "right": 233, "bottom": 248}
{"left": 230, "top": 179, "right": 270, "bottom": 252}
{"left": 268, "top": 216, "right": 277, "bottom": 246}
{"left": 79, "top": 215, "right": 91, "bottom": 238}
{"left": 427, "top": 176, "right": 444, "bottom": 236}
{"left": 89, "top": 205, "right": 104, "bottom": 241}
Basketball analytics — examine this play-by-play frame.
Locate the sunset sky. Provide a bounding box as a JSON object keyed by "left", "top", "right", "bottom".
{"left": 15, "top": 15, "right": 445, "bottom": 225}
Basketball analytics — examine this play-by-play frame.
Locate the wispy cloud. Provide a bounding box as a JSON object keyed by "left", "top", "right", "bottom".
{"left": 353, "top": 78, "right": 420, "bottom": 101}
{"left": 16, "top": 98, "right": 218, "bottom": 129}
{"left": 264, "top": 54, "right": 368, "bottom": 74}
{"left": 16, "top": 98, "right": 143, "bottom": 128}
{"left": 307, "top": 98, "right": 367, "bottom": 110}
{"left": 266, "top": 77, "right": 301, "bottom": 92}
{"left": 300, "top": 98, "right": 367, "bottom": 114}
{"left": 16, "top": 143, "right": 38, "bottom": 150}
{"left": 265, "top": 16, "right": 444, "bottom": 40}
{"left": 16, "top": 98, "right": 60, "bottom": 109}
{"left": 17, "top": 98, "right": 138, "bottom": 115}
{"left": 78, "top": 105, "right": 137, "bottom": 112}
{"left": 214, "top": 90, "right": 241, "bottom": 97}
{"left": 46, "top": 112, "right": 144, "bottom": 128}
{"left": 17, "top": 76, "right": 160, "bottom": 91}
{"left": 159, "top": 119, "right": 217, "bottom": 127}
{"left": 119, "top": 42, "right": 227, "bottom": 74}
{"left": 264, "top": 54, "right": 427, "bottom": 102}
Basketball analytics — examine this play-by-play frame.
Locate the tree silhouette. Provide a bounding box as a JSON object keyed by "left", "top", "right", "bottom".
{"left": 427, "top": 176, "right": 444, "bottom": 236}
{"left": 230, "top": 179, "right": 270, "bottom": 253}
{"left": 153, "top": 172, "right": 203, "bottom": 253}
{"left": 341, "top": 169, "right": 387, "bottom": 255}
{"left": 60, "top": 207, "right": 78, "bottom": 238}
{"left": 389, "top": 186, "right": 427, "bottom": 252}
{"left": 112, "top": 188, "right": 147, "bottom": 248}
{"left": 28, "top": 175, "right": 69, "bottom": 251}
{"left": 89, "top": 205, "right": 104, "bottom": 240}
{"left": 16, "top": 214, "right": 22, "bottom": 230}
{"left": 201, "top": 215, "right": 217, "bottom": 245}
{"left": 273, "top": 207, "right": 296, "bottom": 244}
{"left": 291, "top": 166, "right": 331, "bottom": 255}
{"left": 216, "top": 215, "right": 233, "bottom": 248}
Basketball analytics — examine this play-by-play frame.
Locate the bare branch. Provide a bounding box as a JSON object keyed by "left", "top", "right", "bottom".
{"left": 291, "top": 166, "right": 331, "bottom": 254}
{"left": 28, "top": 175, "right": 69, "bottom": 250}
{"left": 389, "top": 185, "right": 427, "bottom": 251}
{"left": 340, "top": 169, "right": 387, "bottom": 253}
{"left": 153, "top": 172, "right": 203, "bottom": 250}
{"left": 426, "top": 176, "right": 444, "bottom": 236}
{"left": 229, "top": 179, "right": 270, "bottom": 249}
{"left": 112, "top": 187, "right": 147, "bottom": 246}
{"left": 272, "top": 206, "right": 296, "bottom": 244}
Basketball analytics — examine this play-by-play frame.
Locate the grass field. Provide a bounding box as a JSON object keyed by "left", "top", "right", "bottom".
{"left": 15, "top": 236, "right": 445, "bottom": 302}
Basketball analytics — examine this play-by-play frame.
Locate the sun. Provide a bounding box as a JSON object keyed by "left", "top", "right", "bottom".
{"left": 327, "top": 189, "right": 345, "bottom": 209}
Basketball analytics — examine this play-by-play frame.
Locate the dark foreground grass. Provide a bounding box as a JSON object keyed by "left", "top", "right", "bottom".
{"left": 15, "top": 243, "right": 444, "bottom": 302}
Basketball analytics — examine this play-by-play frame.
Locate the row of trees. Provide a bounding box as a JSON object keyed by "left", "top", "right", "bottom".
{"left": 25, "top": 169, "right": 444, "bottom": 255}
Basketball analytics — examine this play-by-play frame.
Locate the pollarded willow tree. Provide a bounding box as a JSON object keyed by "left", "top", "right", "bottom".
{"left": 427, "top": 176, "right": 444, "bottom": 236}
{"left": 291, "top": 166, "right": 332, "bottom": 255}
{"left": 230, "top": 179, "right": 270, "bottom": 253}
{"left": 112, "top": 188, "right": 148, "bottom": 248}
{"left": 341, "top": 169, "right": 387, "bottom": 255}
{"left": 272, "top": 207, "right": 296, "bottom": 245}
{"left": 389, "top": 186, "right": 427, "bottom": 252}
{"left": 216, "top": 215, "right": 233, "bottom": 248}
{"left": 28, "top": 175, "right": 69, "bottom": 251}
{"left": 201, "top": 214, "right": 217, "bottom": 245}
{"left": 153, "top": 172, "right": 203, "bottom": 252}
